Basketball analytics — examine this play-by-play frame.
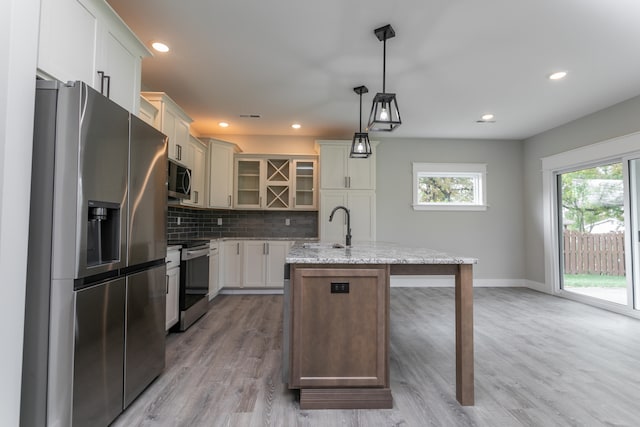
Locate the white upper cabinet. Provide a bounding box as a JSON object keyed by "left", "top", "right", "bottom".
{"left": 292, "top": 159, "right": 317, "bottom": 210}
{"left": 138, "top": 96, "right": 158, "bottom": 127}
{"left": 207, "top": 139, "right": 240, "bottom": 209}
{"left": 140, "top": 92, "right": 193, "bottom": 164}
{"left": 37, "top": 0, "right": 150, "bottom": 113}
{"left": 317, "top": 140, "right": 377, "bottom": 243}
{"left": 234, "top": 155, "right": 318, "bottom": 210}
{"left": 316, "top": 140, "right": 376, "bottom": 190}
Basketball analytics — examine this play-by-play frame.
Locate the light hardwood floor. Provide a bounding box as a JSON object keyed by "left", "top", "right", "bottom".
{"left": 112, "top": 288, "right": 640, "bottom": 426}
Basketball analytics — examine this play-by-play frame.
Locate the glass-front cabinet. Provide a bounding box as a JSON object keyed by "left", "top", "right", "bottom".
{"left": 234, "top": 155, "right": 317, "bottom": 210}
{"left": 236, "top": 159, "right": 263, "bottom": 208}
{"left": 293, "top": 159, "right": 317, "bottom": 209}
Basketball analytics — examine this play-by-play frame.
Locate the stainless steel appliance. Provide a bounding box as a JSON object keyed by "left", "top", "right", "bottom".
{"left": 22, "top": 80, "right": 168, "bottom": 427}
{"left": 168, "top": 159, "right": 191, "bottom": 199}
{"left": 170, "top": 241, "right": 210, "bottom": 331}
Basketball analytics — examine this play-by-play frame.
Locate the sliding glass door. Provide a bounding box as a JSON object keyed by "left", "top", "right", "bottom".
{"left": 558, "top": 162, "right": 629, "bottom": 306}
{"left": 628, "top": 159, "right": 640, "bottom": 309}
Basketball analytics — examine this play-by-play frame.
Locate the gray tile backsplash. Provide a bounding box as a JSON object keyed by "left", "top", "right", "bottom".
{"left": 168, "top": 205, "right": 318, "bottom": 241}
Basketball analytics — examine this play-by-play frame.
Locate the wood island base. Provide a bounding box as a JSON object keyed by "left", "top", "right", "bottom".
{"left": 285, "top": 241, "right": 476, "bottom": 409}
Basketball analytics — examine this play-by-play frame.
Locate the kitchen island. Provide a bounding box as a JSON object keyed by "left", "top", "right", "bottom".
{"left": 284, "top": 241, "right": 477, "bottom": 409}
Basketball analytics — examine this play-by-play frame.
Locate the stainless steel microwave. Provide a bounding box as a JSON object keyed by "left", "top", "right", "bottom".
{"left": 167, "top": 160, "right": 191, "bottom": 199}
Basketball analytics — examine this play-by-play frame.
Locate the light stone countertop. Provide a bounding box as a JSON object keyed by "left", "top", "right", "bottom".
{"left": 286, "top": 241, "right": 478, "bottom": 265}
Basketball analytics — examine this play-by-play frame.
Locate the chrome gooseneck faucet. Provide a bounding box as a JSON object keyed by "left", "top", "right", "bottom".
{"left": 329, "top": 205, "right": 352, "bottom": 247}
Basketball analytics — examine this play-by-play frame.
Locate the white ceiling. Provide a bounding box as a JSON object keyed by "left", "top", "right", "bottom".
{"left": 107, "top": 0, "right": 640, "bottom": 141}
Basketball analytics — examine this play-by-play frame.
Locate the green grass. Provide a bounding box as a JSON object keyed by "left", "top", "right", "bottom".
{"left": 563, "top": 274, "right": 626, "bottom": 288}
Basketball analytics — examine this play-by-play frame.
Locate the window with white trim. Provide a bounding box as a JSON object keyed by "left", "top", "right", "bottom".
{"left": 412, "top": 163, "right": 487, "bottom": 211}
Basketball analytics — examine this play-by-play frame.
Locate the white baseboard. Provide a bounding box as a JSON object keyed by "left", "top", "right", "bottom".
{"left": 389, "top": 275, "right": 527, "bottom": 288}
{"left": 523, "top": 280, "right": 552, "bottom": 294}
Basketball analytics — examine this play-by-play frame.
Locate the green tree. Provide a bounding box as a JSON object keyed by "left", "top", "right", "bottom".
{"left": 418, "top": 176, "right": 474, "bottom": 203}
{"left": 561, "top": 163, "right": 623, "bottom": 232}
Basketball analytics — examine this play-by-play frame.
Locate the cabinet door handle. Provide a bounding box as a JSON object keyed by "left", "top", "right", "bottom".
{"left": 194, "top": 190, "right": 198, "bottom": 204}
{"left": 97, "top": 71, "right": 105, "bottom": 95}
{"left": 177, "top": 144, "right": 182, "bottom": 161}
{"left": 166, "top": 275, "right": 169, "bottom": 295}
{"left": 344, "top": 176, "right": 348, "bottom": 188}
{"left": 228, "top": 195, "right": 232, "bottom": 207}
{"left": 236, "top": 242, "right": 240, "bottom": 255}
{"left": 259, "top": 196, "right": 262, "bottom": 206}
{"left": 348, "top": 176, "right": 351, "bottom": 188}
{"left": 263, "top": 242, "right": 266, "bottom": 255}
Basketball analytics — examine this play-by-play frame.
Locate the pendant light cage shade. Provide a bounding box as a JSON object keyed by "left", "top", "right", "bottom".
{"left": 368, "top": 24, "right": 402, "bottom": 132}
{"left": 350, "top": 85, "right": 372, "bottom": 158}
{"left": 350, "top": 132, "right": 372, "bottom": 158}
{"left": 368, "top": 92, "right": 401, "bottom": 131}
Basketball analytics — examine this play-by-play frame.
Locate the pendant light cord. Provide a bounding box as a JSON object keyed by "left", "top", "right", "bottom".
{"left": 359, "top": 92, "right": 363, "bottom": 133}
{"left": 382, "top": 38, "right": 386, "bottom": 93}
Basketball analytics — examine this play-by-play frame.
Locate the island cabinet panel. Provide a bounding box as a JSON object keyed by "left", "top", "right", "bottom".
{"left": 290, "top": 265, "right": 389, "bottom": 389}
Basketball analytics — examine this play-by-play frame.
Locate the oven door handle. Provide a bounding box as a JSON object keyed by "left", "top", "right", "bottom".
{"left": 183, "top": 248, "right": 210, "bottom": 260}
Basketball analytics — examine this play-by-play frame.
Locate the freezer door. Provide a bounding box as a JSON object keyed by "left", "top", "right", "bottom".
{"left": 124, "top": 264, "right": 166, "bottom": 408}
{"left": 72, "top": 277, "right": 126, "bottom": 426}
{"left": 128, "top": 115, "right": 168, "bottom": 266}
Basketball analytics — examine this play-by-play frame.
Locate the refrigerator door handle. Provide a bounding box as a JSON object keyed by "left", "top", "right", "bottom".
{"left": 104, "top": 74, "right": 111, "bottom": 98}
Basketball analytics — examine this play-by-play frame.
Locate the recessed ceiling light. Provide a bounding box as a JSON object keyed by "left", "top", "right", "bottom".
{"left": 218, "top": 122, "right": 229, "bottom": 128}
{"left": 476, "top": 113, "right": 495, "bottom": 123}
{"left": 291, "top": 123, "right": 301, "bottom": 129}
{"left": 151, "top": 42, "right": 170, "bottom": 53}
{"left": 548, "top": 71, "right": 567, "bottom": 80}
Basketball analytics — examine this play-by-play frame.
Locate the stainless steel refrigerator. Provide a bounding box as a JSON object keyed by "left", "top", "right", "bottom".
{"left": 22, "top": 80, "right": 168, "bottom": 427}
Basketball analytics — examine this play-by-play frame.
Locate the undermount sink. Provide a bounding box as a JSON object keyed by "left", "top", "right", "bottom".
{"left": 302, "top": 242, "right": 346, "bottom": 249}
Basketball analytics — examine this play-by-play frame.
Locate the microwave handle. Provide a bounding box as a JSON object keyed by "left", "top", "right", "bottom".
{"left": 182, "top": 168, "right": 192, "bottom": 195}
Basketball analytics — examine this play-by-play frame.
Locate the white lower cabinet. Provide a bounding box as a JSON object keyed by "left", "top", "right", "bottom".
{"left": 222, "top": 240, "right": 243, "bottom": 288}
{"left": 264, "top": 241, "right": 292, "bottom": 287}
{"left": 243, "top": 241, "right": 268, "bottom": 287}
{"left": 243, "top": 240, "right": 292, "bottom": 288}
{"left": 220, "top": 240, "right": 292, "bottom": 288}
{"left": 165, "top": 248, "right": 180, "bottom": 331}
{"left": 208, "top": 240, "right": 220, "bottom": 300}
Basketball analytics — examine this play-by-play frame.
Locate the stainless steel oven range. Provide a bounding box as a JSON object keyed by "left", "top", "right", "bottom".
{"left": 171, "top": 240, "right": 210, "bottom": 331}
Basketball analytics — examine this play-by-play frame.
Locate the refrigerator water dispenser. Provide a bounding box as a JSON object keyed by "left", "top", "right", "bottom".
{"left": 87, "top": 201, "right": 121, "bottom": 266}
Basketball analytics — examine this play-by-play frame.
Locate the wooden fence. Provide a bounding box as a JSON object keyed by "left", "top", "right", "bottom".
{"left": 563, "top": 231, "right": 625, "bottom": 276}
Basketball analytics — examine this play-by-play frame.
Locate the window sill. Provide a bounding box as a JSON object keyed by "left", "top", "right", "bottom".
{"left": 412, "top": 204, "right": 488, "bottom": 211}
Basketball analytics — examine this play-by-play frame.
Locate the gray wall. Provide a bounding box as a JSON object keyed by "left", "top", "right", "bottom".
{"left": 523, "top": 95, "right": 640, "bottom": 285}
{"left": 376, "top": 137, "right": 524, "bottom": 280}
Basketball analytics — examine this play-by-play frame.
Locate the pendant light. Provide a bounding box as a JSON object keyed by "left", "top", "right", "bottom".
{"left": 368, "top": 24, "right": 401, "bottom": 132}
{"left": 350, "top": 85, "right": 372, "bottom": 158}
